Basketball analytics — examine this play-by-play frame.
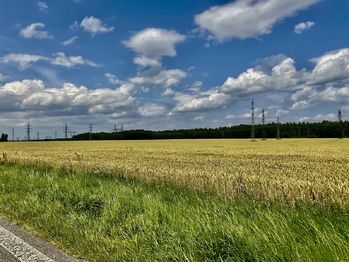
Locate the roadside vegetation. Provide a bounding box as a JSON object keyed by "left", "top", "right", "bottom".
{"left": 1, "top": 162, "right": 349, "bottom": 261}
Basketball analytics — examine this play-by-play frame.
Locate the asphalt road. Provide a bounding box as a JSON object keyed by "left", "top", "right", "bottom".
{"left": 0, "top": 219, "right": 79, "bottom": 262}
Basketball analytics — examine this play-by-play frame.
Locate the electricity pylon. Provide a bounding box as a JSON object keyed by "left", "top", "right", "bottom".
{"left": 251, "top": 99, "right": 255, "bottom": 141}
{"left": 262, "top": 108, "right": 266, "bottom": 140}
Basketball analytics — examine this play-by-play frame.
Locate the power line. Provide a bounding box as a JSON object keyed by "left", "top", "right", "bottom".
{"left": 37, "top": 131, "right": 40, "bottom": 141}
{"left": 112, "top": 124, "right": 117, "bottom": 133}
{"left": 112, "top": 124, "right": 124, "bottom": 133}
{"left": 68, "top": 130, "right": 76, "bottom": 138}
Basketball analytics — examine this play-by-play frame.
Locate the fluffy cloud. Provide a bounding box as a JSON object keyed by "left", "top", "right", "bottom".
{"left": 189, "top": 81, "right": 202, "bottom": 93}
{"left": 314, "top": 113, "right": 337, "bottom": 121}
{"left": 79, "top": 16, "right": 114, "bottom": 36}
{"left": 0, "top": 52, "right": 98, "bottom": 69}
{"left": 130, "top": 69, "right": 187, "bottom": 88}
{"left": 173, "top": 92, "right": 231, "bottom": 112}
{"left": 0, "top": 53, "right": 48, "bottom": 69}
{"left": 291, "top": 86, "right": 349, "bottom": 110}
{"left": 50, "top": 52, "right": 99, "bottom": 68}
{"left": 105, "top": 73, "right": 124, "bottom": 85}
{"left": 62, "top": 36, "right": 79, "bottom": 46}
{"left": 291, "top": 100, "right": 310, "bottom": 110}
{"left": 195, "top": 0, "right": 320, "bottom": 41}
{"left": 37, "top": 1, "right": 48, "bottom": 12}
{"left": 133, "top": 56, "right": 161, "bottom": 67}
{"left": 123, "top": 28, "right": 187, "bottom": 91}
{"left": 173, "top": 48, "right": 349, "bottom": 113}
{"left": 19, "top": 23, "right": 52, "bottom": 39}
{"left": 276, "top": 109, "right": 290, "bottom": 116}
{"left": 124, "top": 28, "right": 185, "bottom": 60}
{"left": 221, "top": 56, "right": 307, "bottom": 96}
{"left": 298, "top": 113, "right": 338, "bottom": 122}
{"left": 171, "top": 55, "right": 308, "bottom": 113}
{"left": 0, "top": 79, "right": 136, "bottom": 115}
{"left": 309, "top": 48, "right": 349, "bottom": 85}
{"left": 294, "top": 21, "right": 315, "bottom": 34}
{"left": 138, "top": 103, "right": 167, "bottom": 117}
{"left": 289, "top": 48, "right": 349, "bottom": 109}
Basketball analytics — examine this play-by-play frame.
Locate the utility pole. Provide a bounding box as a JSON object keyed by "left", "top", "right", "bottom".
{"left": 37, "top": 131, "right": 40, "bottom": 141}
{"left": 55, "top": 130, "right": 57, "bottom": 140}
{"left": 251, "top": 99, "right": 255, "bottom": 141}
{"left": 89, "top": 123, "right": 93, "bottom": 140}
{"left": 64, "top": 123, "right": 68, "bottom": 140}
{"left": 277, "top": 116, "right": 281, "bottom": 140}
{"left": 26, "top": 122, "right": 31, "bottom": 141}
{"left": 262, "top": 108, "right": 266, "bottom": 140}
{"left": 12, "top": 128, "right": 14, "bottom": 142}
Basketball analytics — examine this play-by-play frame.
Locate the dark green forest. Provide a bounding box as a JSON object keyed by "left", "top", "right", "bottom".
{"left": 72, "top": 121, "right": 348, "bottom": 140}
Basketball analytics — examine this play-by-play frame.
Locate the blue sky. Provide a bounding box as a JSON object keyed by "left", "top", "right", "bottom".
{"left": 0, "top": 0, "right": 349, "bottom": 139}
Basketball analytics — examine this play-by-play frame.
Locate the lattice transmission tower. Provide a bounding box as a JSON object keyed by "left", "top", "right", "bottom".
{"left": 251, "top": 99, "right": 255, "bottom": 141}
{"left": 26, "top": 122, "right": 31, "bottom": 141}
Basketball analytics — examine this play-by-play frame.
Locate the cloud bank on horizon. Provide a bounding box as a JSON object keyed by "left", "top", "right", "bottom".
{"left": 0, "top": 0, "right": 348, "bottom": 138}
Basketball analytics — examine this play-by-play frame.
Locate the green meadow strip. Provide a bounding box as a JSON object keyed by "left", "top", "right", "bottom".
{"left": 1, "top": 162, "right": 349, "bottom": 261}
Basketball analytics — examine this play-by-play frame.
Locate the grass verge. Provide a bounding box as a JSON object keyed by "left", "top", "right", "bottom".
{"left": 0, "top": 161, "right": 349, "bottom": 261}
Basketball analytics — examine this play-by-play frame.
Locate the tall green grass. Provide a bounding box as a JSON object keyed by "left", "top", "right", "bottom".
{"left": 1, "top": 162, "right": 349, "bottom": 261}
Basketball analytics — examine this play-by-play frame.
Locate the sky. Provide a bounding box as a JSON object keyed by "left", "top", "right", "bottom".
{"left": 0, "top": 0, "right": 349, "bottom": 139}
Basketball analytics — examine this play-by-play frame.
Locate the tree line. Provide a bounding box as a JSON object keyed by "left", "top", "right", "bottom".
{"left": 72, "top": 121, "right": 348, "bottom": 140}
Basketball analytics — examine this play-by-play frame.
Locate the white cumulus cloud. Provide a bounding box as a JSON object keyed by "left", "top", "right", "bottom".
{"left": 79, "top": 16, "right": 114, "bottom": 36}
{"left": 138, "top": 103, "right": 167, "bottom": 117}
{"left": 105, "top": 73, "right": 124, "bottom": 85}
{"left": 294, "top": 21, "right": 315, "bottom": 34}
{"left": 195, "top": 0, "right": 320, "bottom": 41}
{"left": 50, "top": 52, "right": 99, "bottom": 68}
{"left": 0, "top": 52, "right": 99, "bottom": 69}
{"left": 172, "top": 47, "right": 349, "bottom": 114}
{"left": 0, "top": 53, "right": 48, "bottom": 69}
{"left": 309, "top": 48, "right": 349, "bottom": 85}
{"left": 130, "top": 69, "right": 187, "bottom": 88}
{"left": 173, "top": 92, "right": 231, "bottom": 112}
{"left": 20, "top": 23, "right": 52, "bottom": 39}
{"left": 124, "top": 28, "right": 185, "bottom": 60}
{"left": 0, "top": 79, "right": 136, "bottom": 115}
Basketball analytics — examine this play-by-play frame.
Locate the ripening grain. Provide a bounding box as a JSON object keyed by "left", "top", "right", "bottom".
{"left": 1, "top": 139, "right": 349, "bottom": 207}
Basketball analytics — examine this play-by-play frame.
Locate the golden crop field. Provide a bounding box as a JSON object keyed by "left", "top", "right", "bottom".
{"left": 1, "top": 139, "right": 349, "bottom": 207}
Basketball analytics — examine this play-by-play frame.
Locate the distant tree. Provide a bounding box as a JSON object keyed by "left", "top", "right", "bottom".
{"left": 0, "top": 133, "right": 8, "bottom": 142}
{"left": 71, "top": 121, "right": 349, "bottom": 141}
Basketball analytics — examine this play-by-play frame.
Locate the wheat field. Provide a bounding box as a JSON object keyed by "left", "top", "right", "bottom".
{"left": 1, "top": 139, "right": 349, "bottom": 207}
